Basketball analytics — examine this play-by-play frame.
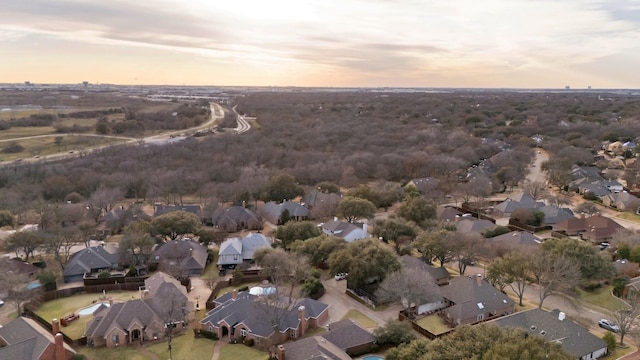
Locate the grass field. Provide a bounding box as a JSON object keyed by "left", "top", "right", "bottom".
{"left": 341, "top": 309, "right": 377, "bottom": 328}
{"left": 145, "top": 332, "right": 215, "bottom": 360}
{"left": 617, "top": 212, "right": 640, "bottom": 224}
{"left": 218, "top": 343, "right": 269, "bottom": 360}
{"left": 415, "top": 314, "right": 451, "bottom": 335}
{"left": 0, "top": 135, "right": 129, "bottom": 161}
{"left": 78, "top": 345, "right": 145, "bottom": 360}
{"left": 577, "top": 285, "right": 627, "bottom": 312}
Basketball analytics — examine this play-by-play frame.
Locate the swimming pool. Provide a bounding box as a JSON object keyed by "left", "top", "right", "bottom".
{"left": 78, "top": 302, "right": 110, "bottom": 316}
{"left": 362, "top": 356, "right": 384, "bottom": 360}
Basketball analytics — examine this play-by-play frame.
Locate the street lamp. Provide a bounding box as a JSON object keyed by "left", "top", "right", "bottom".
{"left": 195, "top": 295, "right": 200, "bottom": 311}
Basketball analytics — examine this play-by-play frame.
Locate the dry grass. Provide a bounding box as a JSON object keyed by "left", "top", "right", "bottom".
{"left": 340, "top": 309, "right": 377, "bottom": 328}
{"left": 415, "top": 314, "right": 451, "bottom": 335}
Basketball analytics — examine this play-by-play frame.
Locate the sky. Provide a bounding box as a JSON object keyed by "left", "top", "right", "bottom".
{"left": 1, "top": 0, "right": 640, "bottom": 88}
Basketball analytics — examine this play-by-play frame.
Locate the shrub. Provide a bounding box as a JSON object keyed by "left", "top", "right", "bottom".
{"left": 97, "top": 270, "right": 111, "bottom": 278}
{"left": 374, "top": 320, "right": 416, "bottom": 346}
{"left": 238, "top": 285, "right": 249, "bottom": 292}
{"left": 612, "top": 276, "right": 629, "bottom": 297}
{"left": 603, "top": 332, "right": 616, "bottom": 352}
{"left": 244, "top": 338, "right": 255, "bottom": 347}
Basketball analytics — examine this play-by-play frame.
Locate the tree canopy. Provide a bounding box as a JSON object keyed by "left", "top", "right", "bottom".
{"left": 337, "top": 196, "right": 376, "bottom": 223}
{"left": 261, "top": 173, "right": 304, "bottom": 203}
{"left": 151, "top": 211, "right": 201, "bottom": 241}
{"left": 275, "top": 220, "right": 321, "bottom": 248}
{"left": 290, "top": 235, "right": 346, "bottom": 268}
{"left": 328, "top": 238, "right": 401, "bottom": 288}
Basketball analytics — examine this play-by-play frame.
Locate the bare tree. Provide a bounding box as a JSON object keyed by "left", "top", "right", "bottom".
{"left": 523, "top": 181, "right": 548, "bottom": 200}
{"left": 487, "top": 252, "right": 531, "bottom": 306}
{"left": 89, "top": 185, "right": 124, "bottom": 223}
{"left": 574, "top": 202, "right": 600, "bottom": 217}
{"left": 611, "top": 294, "right": 640, "bottom": 346}
{"left": 530, "top": 251, "right": 581, "bottom": 309}
{"left": 44, "top": 225, "right": 82, "bottom": 269}
{"left": 451, "top": 233, "right": 485, "bottom": 275}
{"left": 153, "top": 290, "right": 189, "bottom": 359}
{"left": 376, "top": 266, "right": 441, "bottom": 319}
{"left": 0, "top": 260, "right": 41, "bottom": 315}
{"left": 254, "top": 248, "right": 310, "bottom": 306}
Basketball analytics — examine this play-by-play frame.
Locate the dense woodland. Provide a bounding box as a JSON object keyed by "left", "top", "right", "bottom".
{"left": 1, "top": 90, "right": 639, "bottom": 212}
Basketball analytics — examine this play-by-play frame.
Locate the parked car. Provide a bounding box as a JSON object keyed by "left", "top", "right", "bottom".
{"left": 0, "top": 299, "right": 4, "bottom": 307}
{"left": 598, "top": 319, "right": 620, "bottom": 333}
{"left": 334, "top": 273, "right": 348, "bottom": 281}
{"left": 599, "top": 242, "right": 610, "bottom": 251}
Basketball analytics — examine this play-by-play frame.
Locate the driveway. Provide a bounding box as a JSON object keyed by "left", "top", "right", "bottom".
{"left": 319, "top": 278, "right": 401, "bottom": 329}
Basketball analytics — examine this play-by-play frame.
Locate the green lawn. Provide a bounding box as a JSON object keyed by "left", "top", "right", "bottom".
{"left": 36, "top": 291, "right": 139, "bottom": 339}
{"left": 145, "top": 333, "right": 214, "bottom": 360}
{"left": 415, "top": 314, "right": 451, "bottom": 335}
{"left": 218, "top": 343, "right": 269, "bottom": 360}
{"left": 77, "top": 345, "right": 147, "bottom": 360}
{"left": 577, "top": 286, "right": 627, "bottom": 312}
{"left": 616, "top": 212, "right": 640, "bottom": 224}
{"left": 201, "top": 250, "right": 220, "bottom": 280}
{"left": 341, "top": 309, "right": 377, "bottom": 328}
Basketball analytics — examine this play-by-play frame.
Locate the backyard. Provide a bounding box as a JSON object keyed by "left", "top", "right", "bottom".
{"left": 415, "top": 314, "right": 451, "bottom": 336}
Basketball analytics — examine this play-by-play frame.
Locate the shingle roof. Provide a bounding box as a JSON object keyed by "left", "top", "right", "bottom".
{"left": 456, "top": 219, "right": 497, "bottom": 234}
{"left": 64, "top": 245, "right": 119, "bottom": 278}
{"left": 437, "top": 206, "right": 462, "bottom": 222}
{"left": 261, "top": 201, "right": 309, "bottom": 224}
{"left": 487, "top": 231, "right": 541, "bottom": 247}
{"left": 217, "top": 233, "right": 271, "bottom": 265}
{"left": 154, "top": 204, "right": 202, "bottom": 217}
{"left": 200, "top": 292, "right": 328, "bottom": 338}
{"left": 401, "top": 255, "right": 450, "bottom": 282}
{"left": 321, "top": 220, "right": 366, "bottom": 241}
{"left": 212, "top": 206, "right": 261, "bottom": 229}
{"left": 538, "top": 205, "right": 575, "bottom": 225}
{"left": 0, "top": 317, "right": 76, "bottom": 360}
{"left": 443, "top": 276, "right": 514, "bottom": 321}
{"left": 283, "top": 336, "right": 351, "bottom": 360}
{"left": 493, "top": 308, "right": 608, "bottom": 359}
{"left": 151, "top": 240, "right": 208, "bottom": 274}
{"left": 320, "top": 319, "right": 375, "bottom": 351}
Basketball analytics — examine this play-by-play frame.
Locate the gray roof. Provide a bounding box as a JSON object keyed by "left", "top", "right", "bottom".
{"left": 302, "top": 191, "right": 342, "bottom": 209}
{"left": 144, "top": 271, "right": 188, "bottom": 303}
{"left": 151, "top": 239, "right": 208, "bottom": 274}
{"left": 538, "top": 205, "right": 575, "bottom": 225}
{"left": 437, "top": 206, "right": 462, "bottom": 222}
{"left": 0, "top": 317, "right": 76, "bottom": 360}
{"left": 200, "top": 292, "right": 329, "bottom": 338}
{"left": 212, "top": 206, "right": 261, "bottom": 229}
{"left": 261, "top": 201, "right": 310, "bottom": 224}
{"left": 443, "top": 276, "right": 514, "bottom": 321}
{"left": 572, "top": 165, "right": 603, "bottom": 182}
{"left": 283, "top": 336, "right": 351, "bottom": 360}
{"left": 495, "top": 193, "right": 544, "bottom": 214}
{"left": 85, "top": 299, "right": 163, "bottom": 338}
{"left": 64, "top": 244, "right": 120, "bottom": 278}
{"left": 401, "top": 255, "right": 450, "bottom": 282}
{"left": 456, "top": 218, "right": 497, "bottom": 234}
{"left": 493, "top": 308, "right": 608, "bottom": 359}
{"left": 579, "top": 183, "right": 611, "bottom": 197}
{"left": 321, "top": 220, "right": 366, "bottom": 241}
{"left": 154, "top": 204, "right": 202, "bottom": 217}
{"left": 217, "top": 233, "right": 271, "bottom": 265}
{"left": 487, "top": 231, "right": 541, "bottom": 247}
{"left": 321, "top": 319, "right": 375, "bottom": 351}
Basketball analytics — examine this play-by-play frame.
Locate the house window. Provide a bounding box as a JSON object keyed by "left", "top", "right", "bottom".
{"left": 241, "top": 329, "right": 247, "bottom": 337}
{"left": 477, "top": 314, "right": 484, "bottom": 321}
{"left": 112, "top": 334, "right": 119, "bottom": 345}
{"left": 290, "top": 329, "right": 296, "bottom": 338}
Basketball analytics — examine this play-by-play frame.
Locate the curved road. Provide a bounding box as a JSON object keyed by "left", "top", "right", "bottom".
{"left": 231, "top": 105, "right": 251, "bottom": 134}
{"left": 0, "top": 102, "right": 226, "bottom": 167}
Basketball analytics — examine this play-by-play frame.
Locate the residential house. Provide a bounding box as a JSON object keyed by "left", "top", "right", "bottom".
{"left": 150, "top": 239, "right": 208, "bottom": 276}
{"left": 441, "top": 274, "right": 515, "bottom": 326}
{"left": 199, "top": 291, "right": 329, "bottom": 348}
{"left": 456, "top": 218, "right": 497, "bottom": 235}
{"left": 603, "top": 192, "right": 640, "bottom": 212}
{"left": 407, "top": 177, "right": 440, "bottom": 195}
{"left": 571, "top": 165, "right": 603, "bottom": 183}
{"left": 437, "top": 206, "right": 462, "bottom": 223}
{"left": 578, "top": 183, "right": 611, "bottom": 197}
{"left": 320, "top": 218, "right": 368, "bottom": 243}
{"left": 0, "top": 317, "right": 76, "bottom": 360}
{"left": 211, "top": 206, "right": 262, "bottom": 232}
{"left": 401, "top": 255, "right": 451, "bottom": 286}
{"left": 2, "top": 257, "right": 41, "bottom": 278}
{"left": 320, "top": 319, "right": 376, "bottom": 356}
{"left": 153, "top": 204, "right": 202, "bottom": 217}
{"left": 552, "top": 214, "right": 627, "bottom": 243}
{"left": 302, "top": 190, "right": 341, "bottom": 218}
{"left": 623, "top": 276, "right": 640, "bottom": 299}
{"left": 493, "top": 308, "right": 608, "bottom": 360}
{"left": 275, "top": 336, "right": 351, "bottom": 360}
{"left": 486, "top": 231, "right": 541, "bottom": 248}
{"left": 494, "top": 193, "right": 544, "bottom": 217}
{"left": 600, "top": 179, "right": 624, "bottom": 193}
{"left": 55, "top": 203, "right": 92, "bottom": 228}
{"left": 260, "top": 201, "right": 310, "bottom": 225}
{"left": 217, "top": 233, "right": 272, "bottom": 269}
{"left": 538, "top": 205, "right": 575, "bottom": 225}
{"left": 85, "top": 272, "right": 192, "bottom": 348}
{"left": 63, "top": 244, "right": 120, "bottom": 283}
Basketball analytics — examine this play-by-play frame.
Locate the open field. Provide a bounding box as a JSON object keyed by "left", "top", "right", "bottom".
{"left": 78, "top": 345, "right": 145, "bottom": 360}
{"left": 144, "top": 332, "right": 215, "bottom": 360}
{"left": 218, "top": 343, "right": 269, "bottom": 360}
{"left": 0, "top": 135, "right": 129, "bottom": 161}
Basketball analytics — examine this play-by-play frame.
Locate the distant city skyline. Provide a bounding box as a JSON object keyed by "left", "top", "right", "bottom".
{"left": 3, "top": 0, "right": 640, "bottom": 88}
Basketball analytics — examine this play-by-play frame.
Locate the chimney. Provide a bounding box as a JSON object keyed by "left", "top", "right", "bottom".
{"left": 298, "top": 306, "right": 307, "bottom": 336}
{"left": 52, "top": 318, "right": 60, "bottom": 335}
{"left": 558, "top": 311, "right": 565, "bottom": 321}
{"left": 109, "top": 298, "right": 113, "bottom": 306}
{"left": 476, "top": 274, "right": 483, "bottom": 286}
{"left": 232, "top": 289, "right": 238, "bottom": 300}
{"left": 455, "top": 215, "right": 461, "bottom": 222}
{"left": 277, "top": 344, "right": 286, "bottom": 360}
{"left": 55, "top": 333, "right": 65, "bottom": 360}
{"left": 580, "top": 212, "right": 585, "bottom": 219}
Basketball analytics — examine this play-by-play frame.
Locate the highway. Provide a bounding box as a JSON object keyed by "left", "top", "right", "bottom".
{"left": 231, "top": 105, "right": 251, "bottom": 134}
